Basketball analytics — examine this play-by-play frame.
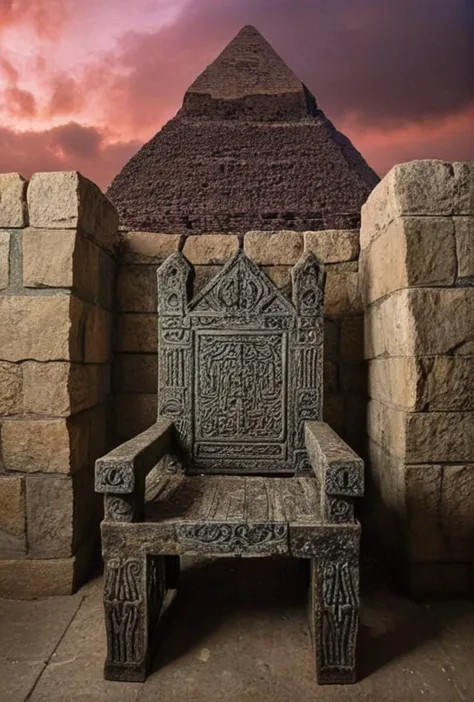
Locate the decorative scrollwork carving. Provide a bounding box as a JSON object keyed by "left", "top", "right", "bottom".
{"left": 321, "top": 561, "right": 358, "bottom": 671}
{"left": 177, "top": 523, "right": 288, "bottom": 549}
{"left": 104, "top": 495, "right": 135, "bottom": 522}
{"left": 104, "top": 558, "right": 144, "bottom": 665}
{"left": 95, "top": 464, "right": 134, "bottom": 494}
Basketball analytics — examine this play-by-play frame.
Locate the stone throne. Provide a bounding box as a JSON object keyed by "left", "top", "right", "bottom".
{"left": 95, "top": 248, "right": 364, "bottom": 685}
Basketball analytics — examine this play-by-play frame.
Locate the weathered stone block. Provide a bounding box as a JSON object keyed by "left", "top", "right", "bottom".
{"left": 114, "top": 393, "right": 157, "bottom": 441}
{"left": 1, "top": 417, "right": 89, "bottom": 474}
{"left": 22, "top": 362, "right": 103, "bottom": 416}
{"left": 0, "top": 295, "right": 83, "bottom": 362}
{"left": 115, "top": 314, "right": 157, "bottom": 353}
{"left": 340, "top": 363, "right": 367, "bottom": 395}
{"left": 324, "top": 263, "right": 362, "bottom": 316}
{"left": 323, "top": 360, "right": 338, "bottom": 393}
{"left": 369, "top": 357, "right": 474, "bottom": 411}
{"left": 454, "top": 216, "right": 474, "bottom": 281}
{"left": 0, "top": 231, "right": 10, "bottom": 289}
{"left": 0, "top": 557, "right": 76, "bottom": 598}
{"left": 359, "top": 216, "right": 456, "bottom": 305}
{"left": 119, "top": 231, "right": 181, "bottom": 264}
{"left": 322, "top": 393, "right": 344, "bottom": 435}
{"left": 0, "top": 173, "right": 27, "bottom": 228}
{"left": 0, "top": 476, "right": 25, "bottom": 557}
{"left": 23, "top": 229, "right": 75, "bottom": 288}
{"left": 183, "top": 233, "right": 239, "bottom": 264}
{"left": 340, "top": 317, "right": 364, "bottom": 361}
{"left": 84, "top": 305, "right": 110, "bottom": 363}
{"left": 367, "top": 400, "right": 474, "bottom": 463}
{"left": 0, "top": 361, "right": 22, "bottom": 414}
{"left": 304, "top": 229, "right": 359, "bottom": 262}
{"left": 113, "top": 354, "right": 157, "bottom": 393}
{"left": 26, "top": 475, "right": 73, "bottom": 558}
{"left": 244, "top": 230, "right": 303, "bottom": 264}
{"left": 324, "top": 319, "right": 339, "bottom": 360}
{"left": 116, "top": 265, "right": 157, "bottom": 312}
{"left": 441, "top": 464, "right": 474, "bottom": 537}
{"left": 27, "top": 171, "right": 118, "bottom": 252}
{"left": 361, "top": 160, "right": 474, "bottom": 250}
{"left": 23, "top": 229, "right": 100, "bottom": 298}
{"left": 364, "top": 288, "right": 474, "bottom": 359}
{"left": 404, "top": 464, "right": 472, "bottom": 562}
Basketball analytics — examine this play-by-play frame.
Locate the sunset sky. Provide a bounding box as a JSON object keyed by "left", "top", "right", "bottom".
{"left": 1, "top": 0, "right": 473, "bottom": 191}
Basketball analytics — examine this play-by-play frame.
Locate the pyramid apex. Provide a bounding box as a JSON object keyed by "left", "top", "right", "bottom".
{"left": 183, "top": 24, "right": 316, "bottom": 119}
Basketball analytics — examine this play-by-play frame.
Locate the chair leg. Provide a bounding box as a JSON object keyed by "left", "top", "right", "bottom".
{"left": 103, "top": 554, "right": 165, "bottom": 682}
{"left": 309, "top": 556, "right": 359, "bottom": 684}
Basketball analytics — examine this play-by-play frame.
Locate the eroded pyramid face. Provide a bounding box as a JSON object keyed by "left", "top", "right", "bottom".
{"left": 107, "top": 25, "right": 379, "bottom": 234}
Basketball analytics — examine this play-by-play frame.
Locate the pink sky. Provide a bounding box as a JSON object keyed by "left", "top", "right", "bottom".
{"left": 0, "top": 0, "right": 473, "bottom": 190}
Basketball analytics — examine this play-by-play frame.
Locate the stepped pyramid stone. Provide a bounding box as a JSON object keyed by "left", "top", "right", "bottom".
{"left": 108, "top": 25, "right": 379, "bottom": 234}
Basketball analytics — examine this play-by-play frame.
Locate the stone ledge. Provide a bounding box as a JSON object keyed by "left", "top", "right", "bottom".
{"left": 304, "top": 229, "right": 359, "bottom": 262}
{"left": 0, "top": 173, "right": 28, "bottom": 228}
{"left": 244, "top": 230, "right": 303, "bottom": 265}
{"left": 27, "top": 172, "right": 118, "bottom": 253}
{"left": 361, "top": 160, "right": 474, "bottom": 250}
{"left": 183, "top": 233, "right": 239, "bottom": 264}
{"left": 119, "top": 231, "right": 181, "bottom": 264}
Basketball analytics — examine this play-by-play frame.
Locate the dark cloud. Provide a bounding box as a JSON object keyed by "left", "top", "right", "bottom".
{"left": 0, "top": 122, "right": 141, "bottom": 190}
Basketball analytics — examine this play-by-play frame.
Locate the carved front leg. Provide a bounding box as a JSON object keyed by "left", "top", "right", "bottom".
{"left": 310, "top": 557, "right": 359, "bottom": 684}
{"left": 103, "top": 554, "right": 165, "bottom": 682}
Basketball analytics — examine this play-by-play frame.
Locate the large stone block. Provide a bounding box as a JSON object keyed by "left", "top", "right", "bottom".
{"left": 0, "top": 476, "right": 25, "bottom": 557}
{"left": 454, "top": 216, "right": 474, "bottom": 281}
{"left": 84, "top": 305, "right": 111, "bottom": 363}
{"left": 22, "top": 362, "right": 104, "bottom": 416}
{"left": 367, "top": 400, "right": 474, "bottom": 463}
{"left": 113, "top": 353, "right": 157, "bottom": 393}
{"left": 26, "top": 475, "right": 73, "bottom": 558}
{"left": 0, "top": 173, "right": 28, "bottom": 228}
{"left": 0, "top": 361, "right": 22, "bottom": 414}
{"left": 27, "top": 171, "right": 118, "bottom": 253}
{"left": 262, "top": 265, "right": 292, "bottom": 294}
{"left": 361, "top": 160, "right": 474, "bottom": 250}
{"left": 304, "top": 229, "right": 359, "bottom": 262}
{"left": 115, "top": 313, "right": 157, "bottom": 353}
{"left": 0, "top": 295, "right": 83, "bottom": 362}
{"left": 119, "top": 231, "right": 181, "bottom": 264}
{"left": 441, "top": 464, "right": 474, "bottom": 537}
{"left": 369, "top": 357, "right": 474, "bottom": 411}
{"left": 193, "top": 265, "right": 222, "bottom": 294}
{"left": 322, "top": 393, "right": 344, "bottom": 435}
{"left": 183, "top": 233, "right": 239, "bottom": 264}
{"left": 1, "top": 417, "right": 89, "bottom": 474}
{"left": 323, "top": 319, "right": 339, "bottom": 360}
{"left": 244, "top": 230, "right": 303, "bottom": 265}
{"left": 364, "top": 288, "right": 474, "bottom": 359}
{"left": 22, "top": 229, "right": 100, "bottom": 298}
{"left": 324, "top": 262, "right": 362, "bottom": 316}
{"left": 359, "top": 216, "right": 456, "bottom": 305}
{"left": 116, "top": 265, "right": 157, "bottom": 312}
{"left": 0, "top": 231, "right": 10, "bottom": 289}
{"left": 404, "top": 464, "right": 472, "bottom": 562}
{"left": 0, "top": 557, "right": 76, "bottom": 598}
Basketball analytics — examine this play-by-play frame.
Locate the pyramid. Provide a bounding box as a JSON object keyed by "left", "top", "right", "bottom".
{"left": 108, "top": 25, "right": 379, "bottom": 233}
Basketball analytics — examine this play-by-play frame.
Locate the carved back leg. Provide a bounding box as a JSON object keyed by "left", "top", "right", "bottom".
{"left": 309, "top": 550, "right": 360, "bottom": 684}
{"left": 103, "top": 554, "right": 165, "bottom": 682}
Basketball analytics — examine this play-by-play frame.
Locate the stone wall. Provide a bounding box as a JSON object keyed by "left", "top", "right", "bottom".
{"left": 113, "top": 229, "right": 365, "bottom": 453}
{"left": 360, "top": 160, "right": 474, "bottom": 598}
{"left": 0, "top": 172, "right": 118, "bottom": 597}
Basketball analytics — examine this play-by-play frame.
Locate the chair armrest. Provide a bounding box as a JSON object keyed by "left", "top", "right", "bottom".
{"left": 305, "top": 421, "right": 364, "bottom": 524}
{"left": 95, "top": 419, "right": 173, "bottom": 496}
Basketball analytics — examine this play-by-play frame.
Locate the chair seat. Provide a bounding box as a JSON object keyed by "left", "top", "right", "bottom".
{"left": 144, "top": 474, "right": 322, "bottom": 525}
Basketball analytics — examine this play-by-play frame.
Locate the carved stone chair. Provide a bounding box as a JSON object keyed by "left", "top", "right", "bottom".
{"left": 95, "top": 248, "right": 364, "bottom": 685}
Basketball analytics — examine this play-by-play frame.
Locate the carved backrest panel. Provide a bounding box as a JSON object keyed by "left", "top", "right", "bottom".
{"left": 157, "top": 248, "right": 325, "bottom": 475}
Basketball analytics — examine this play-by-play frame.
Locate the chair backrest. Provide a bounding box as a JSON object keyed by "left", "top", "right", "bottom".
{"left": 157, "top": 248, "right": 325, "bottom": 475}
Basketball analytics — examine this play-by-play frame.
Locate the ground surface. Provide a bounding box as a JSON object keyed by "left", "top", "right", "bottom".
{"left": 1, "top": 557, "right": 473, "bottom": 702}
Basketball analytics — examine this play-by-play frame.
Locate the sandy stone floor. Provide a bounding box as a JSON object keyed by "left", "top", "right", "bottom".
{"left": 1, "top": 557, "right": 473, "bottom": 702}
